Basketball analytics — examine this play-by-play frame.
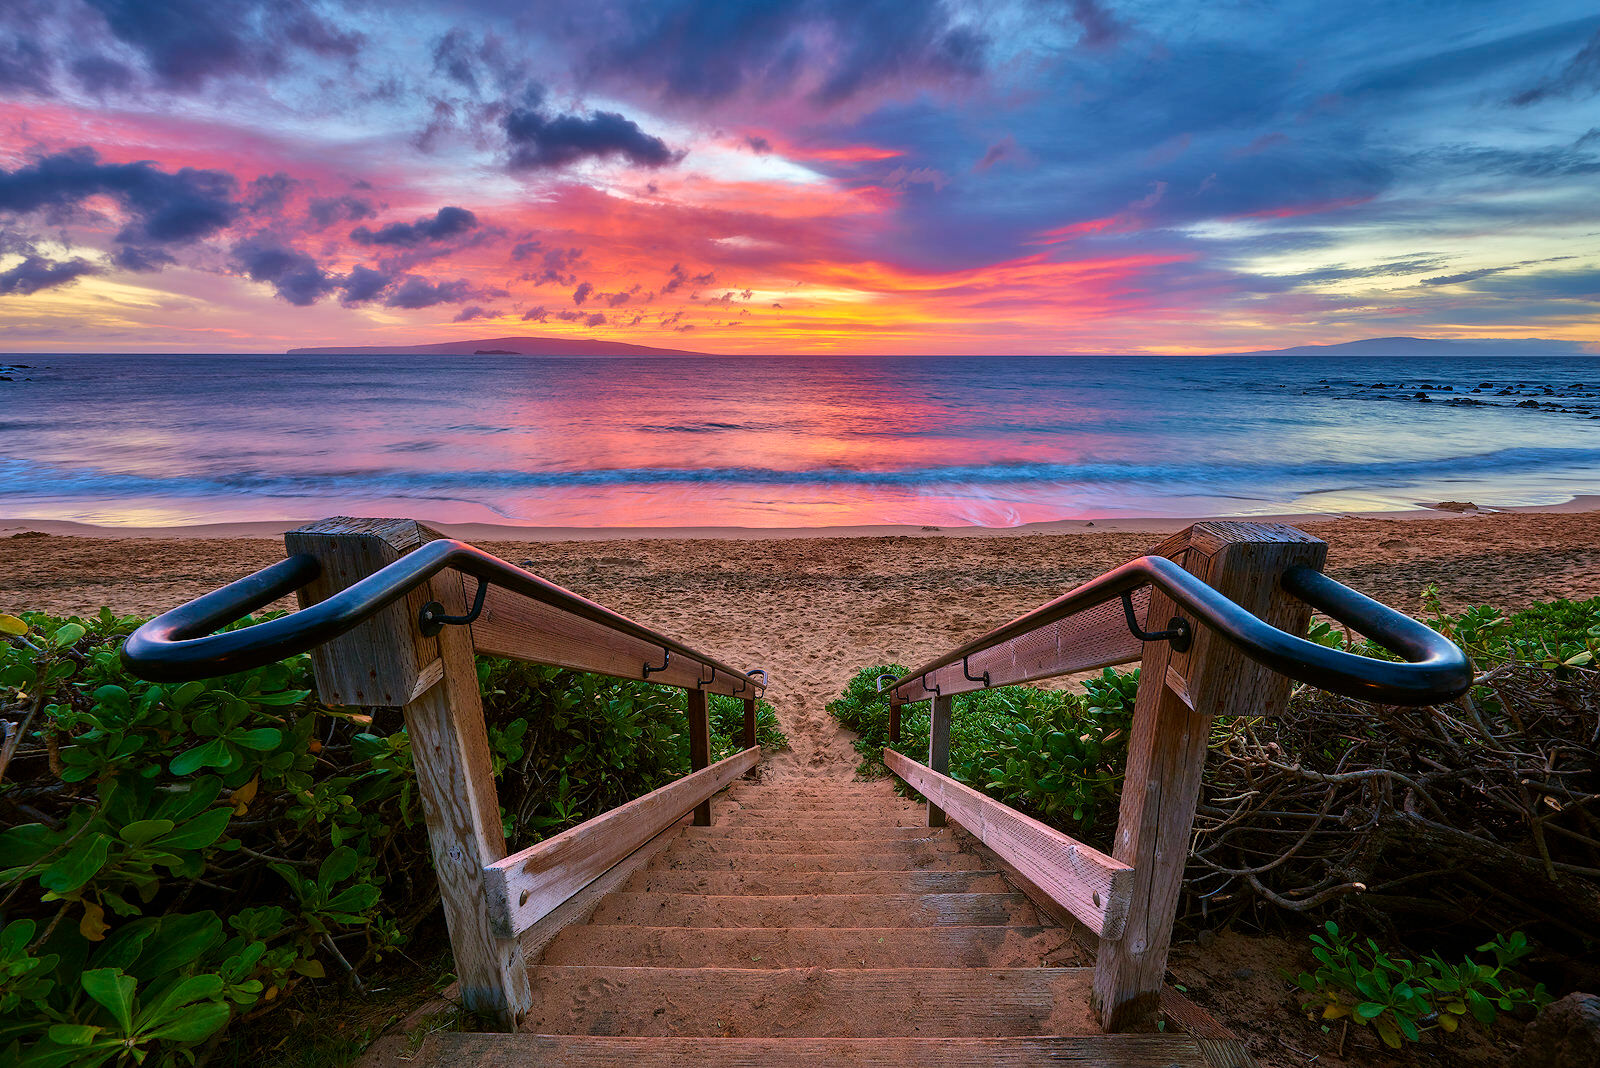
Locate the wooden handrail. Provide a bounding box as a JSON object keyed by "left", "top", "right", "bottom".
{"left": 271, "top": 518, "right": 766, "bottom": 1030}
{"left": 884, "top": 749, "right": 1132, "bottom": 938}
{"left": 484, "top": 747, "right": 760, "bottom": 938}
{"left": 882, "top": 522, "right": 1338, "bottom": 1032}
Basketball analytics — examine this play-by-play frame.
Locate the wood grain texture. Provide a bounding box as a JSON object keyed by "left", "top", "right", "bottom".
{"left": 927, "top": 692, "right": 952, "bottom": 827}
{"left": 400, "top": 569, "right": 532, "bottom": 1027}
{"left": 586, "top": 891, "right": 1039, "bottom": 928}
{"left": 465, "top": 576, "right": 763, "bottom": 698}
{"left": 894, "top": 593, "right": 1146, "bottom": 703}
{"left": 741, "top": 696, "right": 757, "bottom": 749}
{"left": 286, "top": 517, "right": 439, "bottom": 706}
{"left": 688, "top": 688, "right": 711, "bottom": 826}
{"left": 1093, "top": 522, "right": 1326, "bottom": 1032}
{"left": 483, "top": 747, "right": 759, "bottom": 937}
{"left": 421, "top": 1033, "right": 1213, "bottom": 1066}
{"left": 623, "top": 869, "right": 1011, "bottom": 895}
{"left": 884, "top": 749, "right": 1133, "bottom": 939}
{"left": 517, "top": 816, "right": 690, "bottom": 965}
{"left": 292, "top": 519, "right": 531, "bottom": 1028}
{"left": 520, "top": 965, "right": 1100, "bottom": 1036}
{"left": 538, "top": 924, "right": 1074, "bottom": 970}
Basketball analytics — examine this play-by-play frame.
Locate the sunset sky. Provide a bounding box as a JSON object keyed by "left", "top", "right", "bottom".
{"left": 0, "top": 0, "right": 1596, "bottom": 354}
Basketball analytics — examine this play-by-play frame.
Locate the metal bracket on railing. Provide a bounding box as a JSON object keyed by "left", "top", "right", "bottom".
{"left": 1121, "top": 590, "right": 1191, "bottom": 653}
{"left": 419, "top": 577, "right": 489, "bottom": 637}
{"left": 921, "top": 671, "right": 941, "bottom": 697}
{"left": 696, "top": 665, "right": 717, "bottom": 689}
{"left": 875, "top": 673, "right": 897, "bottom": 694}
{"left": 643, "top": 648, "right": 670, "bottom": 678}
{"left": 747, "top": 668, "right": 768, "bottom": 688}
{"left": 962, "top": 655, "right": 991, "bottom": 688}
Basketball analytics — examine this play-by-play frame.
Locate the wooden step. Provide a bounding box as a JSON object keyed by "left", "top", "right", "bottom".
{"left": 588, "top": 892, "right": 1040, "bottom": 928}
{"left": 684, "top": 825, "right": 936, "bottom": 841}
{"left": 713, "top": 812, "right": 922, "bottom": 825}
{"left": 523, "top": 966, "right": 1098, "bottom": 1036}
{"left": 718, "top": 803, "right": 918, "bottom": 817}
{"left": 625, "top": 868, "right": 1011, "bottom": 895}
{"left": 424, "top": 1033, "right": 1212, "bottom": 1066}
{"left": 647, "top": 850, "right": 985, "bottom": 872}
{"left": 660, "top": 837, "right": 959, "bottom": 856}
{"left": 538, "top": 925, "right": 1084, "bottom": 969}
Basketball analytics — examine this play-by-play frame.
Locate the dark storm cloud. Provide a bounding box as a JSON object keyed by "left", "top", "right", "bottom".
{"left": 0, "top": 33, "right": 51, "bottom": 94}
{"left": 339, "top": 264, "right": 392, "bottom": 304}
{"left": 350, "top": 206, "right": 477, "bottom": 247}
{"left": 0, "top": 149, "right": 239, "bottom": 255}
{"left": 572, "top": 280, "right": 594, "bottom": 305}
{"left": 513, "top": 240, "right": 584, "bottom": 285}
{"left": 384, "top": 275, "right": 474, "bottom": 308}
{"left": 246, "top": 172, "right": 297, "bottom": 215}
{"left": 232, "top": 234, "right": 338, "bottom": 305}
{"left": 452, "top": 304, "right": 497, "bottom": 321}
{"left": 307, "top": 194, "right": 376, "bottom": 229}
{"left": 561, "top": 0, "right": 985, "bottom": 108}
{"left": 0, "top": 254, "right": 98, "bottom": 295}
{"left": 80, "top": 0, "right": 360, "bottom": 89}
{"left": 504, "top": 85, "right": 682, "bottom": 170}
{"left": 521, "top": 305, "right": 548, "bottom": 321}
{"left": 112, "top": 245, "right": 178, "bottom": 272}
{"left": 661, "top": 263, "right": 713, "bottom": 293}
{"left": 1510, "top": 28, "right": 1600, "bottom": 106}
{"left": 1066, "top": 0, "right": 1123, "bottom": 49}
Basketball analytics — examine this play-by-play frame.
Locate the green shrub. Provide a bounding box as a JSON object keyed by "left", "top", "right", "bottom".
{"left": 1295, "top": 921, "right": 1550, "bottom": 1048}
{"left": 826, "top": 664, "right": 1136, "bottom": 845}
{"left": 0, "top": 608, "right": 784, "bottom": 1066}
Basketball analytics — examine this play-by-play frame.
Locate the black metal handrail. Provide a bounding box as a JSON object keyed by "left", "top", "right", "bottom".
{"left": 121, "top": 538, "right": 768, "bottom": 691}
{"left": 888, "top": 556, "right": 1471, "bottom": 706}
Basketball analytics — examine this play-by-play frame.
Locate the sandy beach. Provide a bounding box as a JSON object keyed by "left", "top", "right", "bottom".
{"left": 5, "top": 505, "right": 1598, "bottom": 780}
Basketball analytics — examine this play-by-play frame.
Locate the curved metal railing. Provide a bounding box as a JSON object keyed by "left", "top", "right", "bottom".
{"left": 121, "top": 538, "right": 766, "bottom": 691}
{"left": 887, "top": 555, "right": 1471, "bottom": 706}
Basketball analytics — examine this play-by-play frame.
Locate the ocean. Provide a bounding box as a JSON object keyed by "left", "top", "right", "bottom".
{"left": 2, "top": 351, "right": 1597, "bottom": 529}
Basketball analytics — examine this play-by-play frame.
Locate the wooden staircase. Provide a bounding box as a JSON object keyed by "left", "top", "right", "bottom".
{"left": 409, "top": 779, "right": 1240, "bottom": 1066}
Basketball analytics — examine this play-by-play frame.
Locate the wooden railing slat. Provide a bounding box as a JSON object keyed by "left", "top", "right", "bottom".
{"left": 483, "top": 747, "right": 760, "bottom": 938}
{"left": 465, "top": 576, "right": 761, "bottom": 698}
{"left": 884, "top": 748, "right": 1133, "bottom": 939}
{"left": 894, "top": 591, "right": 1145, "bottom": 702}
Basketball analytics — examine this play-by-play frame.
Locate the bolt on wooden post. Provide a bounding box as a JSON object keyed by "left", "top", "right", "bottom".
{"left": 284, "top": 518, "right": 532, "bottom": 1030}
{"left": 926, "top": 692, "right": 953, "bottom": 827}
{"left": 1091, "top": 521, "right": 1326, "bottom": 1032}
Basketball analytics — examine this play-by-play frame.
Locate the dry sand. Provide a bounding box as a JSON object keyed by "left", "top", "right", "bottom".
{"left": 4, "top": 507, "right": 1598, "bottom": 779}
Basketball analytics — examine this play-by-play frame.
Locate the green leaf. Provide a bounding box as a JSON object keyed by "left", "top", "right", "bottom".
{"left": 146, "top": 1000, "right": 230, "bottom": 1044}
{"left": 231, "top": 727, "right": 283, "bottom": 751}
{"left": 81, "top": 969, "right": 136, "bottom": 1034}
{"left": 169, "top": 738, "right": 233, "bottom": 775}
{"left": 118, "top": 820, "right": 176, "bottom": 847}
{"left": 154, "top": 808, "right": 232, "bottom": 851}
{"left": 1355, "top": 1002, "right": 1387, "bottom": 1020}
{"left": 41, "top": 833, "right": 111, "bottom": 894}
{"left": 46, "top": 1024, "right": 101, "bottom": 1047}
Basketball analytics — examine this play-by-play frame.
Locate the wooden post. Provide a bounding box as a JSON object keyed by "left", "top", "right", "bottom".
{"left": 741, "top": 696, "right": 757, "bottom": 750}
{"left": 926, "top": 693, "right": 952, "bottom": 827}
{"left": 888, "top": 697, "right": 902, "bottom": 744}
{"left": 284, "top": 519, "right": 532, "bottom": 1030}
{"left": 688, "top": 688, "right": 712, "bottom": 826}
{"left": 1092, "top": 522, "right": 1326, "bottom": 1031}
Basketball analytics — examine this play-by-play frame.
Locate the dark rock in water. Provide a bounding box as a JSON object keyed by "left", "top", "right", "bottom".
{"left": 1517, "top": 399, "right": 1540, "bottom": 407}
{"left": 1439, "top": 384, "right": 1453, "bottom": 390}
{"left": 1412, "top": 391, "right": 1431, "bottom": 401}
{"left": 1498, "top": 387, "right": 1517, "bottom": 395}
{"left": 1479, "top": 381, "right": 1494, "bottom": 387}
{"left": 1569, "top": 383, "right": 1585, "bottom": 389}
{"left": 0, "top": 375, "right": 11, "bottom": 382}
{"left": 1519, "top": 992, "right": 1600, "bottom": 1068}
